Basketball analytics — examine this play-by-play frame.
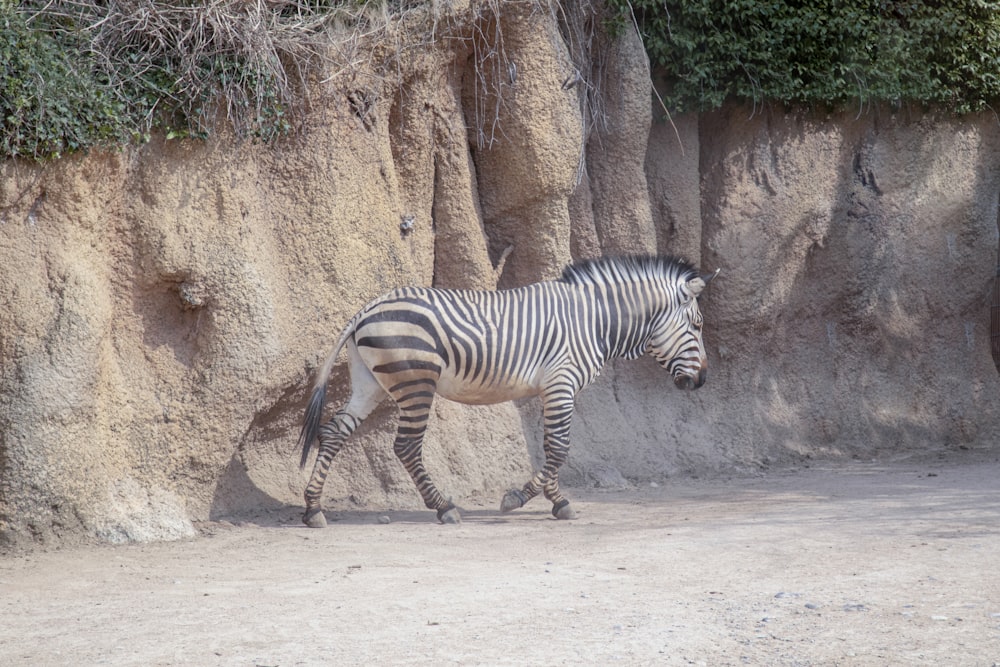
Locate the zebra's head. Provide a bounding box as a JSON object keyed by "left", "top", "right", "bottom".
{"left": 648, "top": 268, "right": 718, "bottom": 390}
{"left": 560, "top": 255, "right": 718, "bottom": 389}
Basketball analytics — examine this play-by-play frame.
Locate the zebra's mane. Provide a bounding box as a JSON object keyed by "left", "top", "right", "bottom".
{"left": 558, "top": 255, "right": 697, "bottom": 287}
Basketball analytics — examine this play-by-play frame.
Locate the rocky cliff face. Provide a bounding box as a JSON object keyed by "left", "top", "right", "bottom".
{"left": 563, "top": 106, "right": 1000, "bottom": 489}
{"left": 2, "top": 1, "right": 999, "bottom": 547}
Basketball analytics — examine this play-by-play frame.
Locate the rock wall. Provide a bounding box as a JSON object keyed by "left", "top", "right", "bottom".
{"left": 561, "top": 105, "right": 1000, "bottom": 488}
{"left": 2, "top": 1, "right": 999, "bottom": 546}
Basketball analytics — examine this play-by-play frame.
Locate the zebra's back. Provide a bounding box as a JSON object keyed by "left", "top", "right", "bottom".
{"left": 352, "top": 282, "right": 587, "bottom": 405}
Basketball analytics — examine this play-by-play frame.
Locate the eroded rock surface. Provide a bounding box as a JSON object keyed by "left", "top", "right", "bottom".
{"left": 2, "top": 2, "right": 998, "bottom": 547}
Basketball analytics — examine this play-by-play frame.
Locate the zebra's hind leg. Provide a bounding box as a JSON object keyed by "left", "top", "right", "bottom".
{"left": 302, "top": 411, "right": 358, "bottom": 528}
{"left": 393, "top": 428, "right": 460, "bottom": 524}
{"left": 391, "top": 389, "right": 460, "bottom": 524}
{"left": 302, "top": 356, "right": 386, "bottom": 527}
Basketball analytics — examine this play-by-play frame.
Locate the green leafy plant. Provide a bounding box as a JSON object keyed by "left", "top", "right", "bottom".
{"left": 0, "top": 0, "right": 397, "bottom": 161}
{"left": 1, "top": 2, "right": 128, "bottom": 159}
{"left": 609, "top": 0, "right": 1000, "bottom": 114}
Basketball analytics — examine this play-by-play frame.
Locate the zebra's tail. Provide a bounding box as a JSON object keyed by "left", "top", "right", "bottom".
{"left": 298, "top": 317, "right": 358, "bottom": 470}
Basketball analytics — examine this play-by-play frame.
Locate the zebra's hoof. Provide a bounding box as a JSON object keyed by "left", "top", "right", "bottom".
{"left": 302, "top": 508, "right": 328, "bottom": 528}
{"left": 500, "top": 489, "right": 527, "bottom": 513}
{"left": 437, "top": 506, "right": 462, "bottom": 524}
{"left": 552, "top": 500, "right": 577, "bottom": 520}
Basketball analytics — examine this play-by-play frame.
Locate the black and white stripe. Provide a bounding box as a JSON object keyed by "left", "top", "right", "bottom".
{"left": 299, "top": 255, "right": 717, "bottom": 527}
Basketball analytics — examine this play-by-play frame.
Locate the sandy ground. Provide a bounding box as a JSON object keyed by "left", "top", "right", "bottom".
{"left": 2, "top": 451, "right": 999, "bottom": 666}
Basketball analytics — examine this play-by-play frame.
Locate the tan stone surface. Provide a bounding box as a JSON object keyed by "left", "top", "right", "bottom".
{"left": 2, "top": 4, "right": 999, "bottom": 548}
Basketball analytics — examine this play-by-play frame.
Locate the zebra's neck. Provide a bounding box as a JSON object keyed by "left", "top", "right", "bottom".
{"left": 588, "top": 282, "right": 665, "bottom": 362}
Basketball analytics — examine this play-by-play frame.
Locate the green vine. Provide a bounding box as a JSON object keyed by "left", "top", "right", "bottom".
{"left": 0, "top": 1, "right": 390, "bottom": 161}
{"left": 1, "top": 3, "right": 128, "bottom": 159}
{"left": 610, "top": 0, "right": 1000, "bottom": 114}
{"left": 9, "top": 1, "right": 995, "bottom": 161}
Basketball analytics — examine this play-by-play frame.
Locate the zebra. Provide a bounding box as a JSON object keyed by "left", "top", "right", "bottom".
{"left": 298, "top": 254, "right": 718, "bottom": 527}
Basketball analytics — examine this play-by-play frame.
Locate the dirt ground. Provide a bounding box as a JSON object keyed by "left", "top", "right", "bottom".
{"left": 2, "top": 450, "right": 999, "bottom": 666}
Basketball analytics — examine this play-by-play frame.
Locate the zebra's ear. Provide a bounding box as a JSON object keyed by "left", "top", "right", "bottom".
{"left": 684, "top": 269, "right": 719, "bottom": 298}
{"left": 683, "top": 277, "right": 706, "bottom": 298}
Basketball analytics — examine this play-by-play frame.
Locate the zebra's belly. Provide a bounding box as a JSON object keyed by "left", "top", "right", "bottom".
{"left": 435, "top": 374, "right": 543, "bottom": 406}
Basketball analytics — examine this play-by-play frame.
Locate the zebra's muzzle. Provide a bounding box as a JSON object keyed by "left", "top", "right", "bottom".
{"left": 674, "top": 366, "right": 707, "bottom": 390}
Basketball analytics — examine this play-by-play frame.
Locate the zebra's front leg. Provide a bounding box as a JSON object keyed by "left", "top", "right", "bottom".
{"left": 499, "top": 456, "right": 575, "bottom": 519}
{"left": 544, "top": 471, "right": 577, "bottom": 520}
{"left": 501, "top": 385, "right": 577, "bottom": 519}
